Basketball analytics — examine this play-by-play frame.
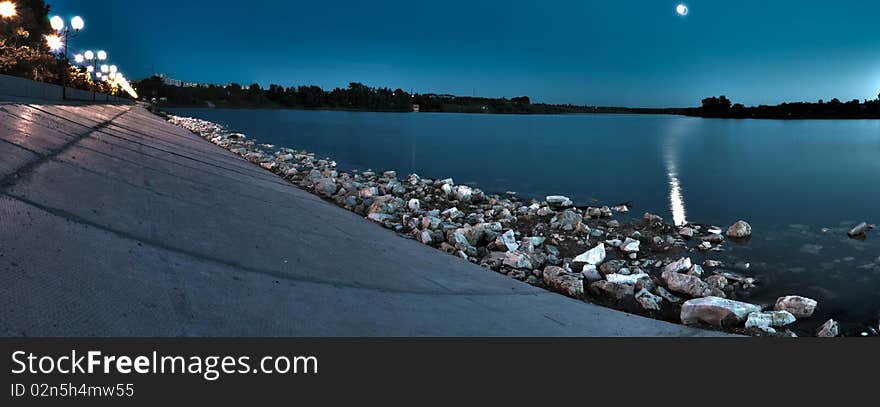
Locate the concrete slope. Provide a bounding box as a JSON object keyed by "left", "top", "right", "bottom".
{"left": 0, "top": 102, "right": 726, "bottom": 336}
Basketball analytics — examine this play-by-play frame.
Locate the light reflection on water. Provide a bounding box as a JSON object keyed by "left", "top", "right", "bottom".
{"left": 662, "top": 121, "right": 688, "bottom": 226}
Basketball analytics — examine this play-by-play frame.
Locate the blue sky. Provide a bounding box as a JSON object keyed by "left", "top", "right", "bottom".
{"left": 50, "top": 0, "right": 880, "bottom": 107}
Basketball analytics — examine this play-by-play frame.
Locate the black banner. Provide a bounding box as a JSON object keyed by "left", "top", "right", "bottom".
{"left": 1, "top": 339, "right": 873, "bottom": 405}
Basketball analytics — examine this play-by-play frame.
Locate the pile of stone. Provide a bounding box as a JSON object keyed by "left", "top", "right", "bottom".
{"left": 167, "top": 115, "right": 836, "bottom": 337}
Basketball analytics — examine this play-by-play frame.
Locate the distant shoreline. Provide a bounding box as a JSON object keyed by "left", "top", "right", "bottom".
{"left": 160, "top": 104, "right": 880, "bottom": 120}
{"left": 160, "top": 103, "right": 691, "bottom": 116}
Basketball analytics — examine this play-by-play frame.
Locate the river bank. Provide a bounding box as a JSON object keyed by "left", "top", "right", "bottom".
{"left": 165, "top": 112, "right": 878, "bottom": 337}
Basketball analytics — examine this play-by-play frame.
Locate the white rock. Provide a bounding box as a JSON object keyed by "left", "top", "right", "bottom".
{"left": 745, "top": 311, "right": 796, "bottom": 333}
{"left": 606, "top": 273, "right": 649, "bottom": 285}
{"left": 497, "top": 230, "right": 519, "bottom": 252}
{"left": 441, "top": 183, "right": 453, "bottom": 196}
{"left": 662, "top": 257, "right": 692, "bottom": 274}
{"left": 581, "top": 264, "right": 602, "bottom": 283}
{"left": 453, "top": 185, "right": 474, "bottom": 202}
{"left": 817, "top": 319, "right": 839, "bottom": 337}
{"left": 680, "top": 297, "right": 762, "bottom": 327}
{"left": 687, "top": 265, "right": 704, "bottom": 277}
{"left": 545, "top": 195, "right": 574, "bottom": 208}
{"left": 574, "top": 244, "right": 606, "bottom": 265}
{"left": 441, "top": 207, "right": 464, "bottom": 220}
{"left": 407, "top": 199, "right": 421, "bottom": 211}
{"left": 620, "top": 238, "right": 640, "bottom": 253}
{"left": 774, "top": 296, "right": 818, "bottom": 318}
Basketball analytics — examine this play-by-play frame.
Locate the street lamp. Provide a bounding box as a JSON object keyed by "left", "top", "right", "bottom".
{"left": 0, "top": 1, "right": 16, "bottom": 19}
{"left": 48, "top": 14, "right": 85, "bottom": 100}
{"left": 80, "top": 50, "right": 107, "bottom": 101}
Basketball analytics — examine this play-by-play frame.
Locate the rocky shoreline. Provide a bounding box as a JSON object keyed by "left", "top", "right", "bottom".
{"left": 166, "top": 114, "right": 862, "bottom": 338}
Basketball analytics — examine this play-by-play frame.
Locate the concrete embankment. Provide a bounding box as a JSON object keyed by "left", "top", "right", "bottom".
{"left": 0, "top": 100, "right": 726, "bottom": 336}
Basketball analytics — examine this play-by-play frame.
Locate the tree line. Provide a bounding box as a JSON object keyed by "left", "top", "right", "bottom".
{"left": 134, "top": 76, "right": 693, "bottom": 115}
{"left": 692, "top": 94, "right": 880, "bottom": 119}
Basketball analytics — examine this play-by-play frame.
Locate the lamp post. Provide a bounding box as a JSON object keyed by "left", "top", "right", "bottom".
{"left": 49, "top": 15, "right": 85, "bottom": 100}
{"left": 78, "top": 49, "right": 107, "bottom": 101}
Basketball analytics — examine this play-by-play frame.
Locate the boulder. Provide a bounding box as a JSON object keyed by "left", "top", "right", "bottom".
{"left": 680, "top": 297, "right": 762, "bottom": 327}
{"left": 642, "top": 212, "right": 664, "bottom": 228}
{"left": 574, "top": 244, "right": 606, "bottom": 265}
{"left": 816, "top": 319, "right": 840, "bottom": 338}
{"left": 635, "top": 289, "right": 663, "bottom": 311}
{"left": 606, "top": 273, "right": 650, "bottom": 285}
{"left": 581, "top": 264, "right": 603, "bottom": 283}
{"left": 503, "top": 251, "right": 533, "bottom": 270}
{"left": 421, "top": 216, "right": 442, "bottom": 230}
{"left": 368, "top": 195, "right": 404, "bottom": 216}
{"left": 441, "top": 207, "right": 464, "bottom": 220}
{"left": 662, "top": 257, "right": 692, "bottom": 274}
{"left": 679, "top": 227, "right": 695, "bottom": 238}
{"left": 452, "top": 185, "right": 474, "bottom": 202}
{"left": 415, "top": 230, "right": 433, "bottom": 245}
{"left": 479, "top": 252, "right": 507, "bottom": 268}
{"left": 726, "top": 220, "right": 752, "bottom": 238}
{"left": 551, "top": 209, "right": 583, "bottom": 231}
{"left": 847, "top": 222, "right": 868, "bottom": 238}
{"left": 589, "top": 280, "right": 634, "bottom": 302}
{"left": 543, "top": 266, "right": 584, "bottom": 297}
{"left": 313, "top": 178, "right": 338, "bottom": 197}
{"left": 745, "top": 311, "right": 796, "bottom": 333}
{"left": 774, "top": 296, "right": 817, "bottom": 318}
{"left": 705, "top": 275, "right": 728, "bottom": 290}
{"left": 545, "top": 195, "right": 574, "bottom": 208}
{"left": 662, "top": 271, "right": 711, "bottom": 298}
{"left": 496, "top": 230, "right": 519, "bottom": 252}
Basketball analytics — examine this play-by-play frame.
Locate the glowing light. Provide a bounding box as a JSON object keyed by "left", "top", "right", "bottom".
{"left": 84, "top": 50, "right": 94, "bottom": 60}
{"left": 97, "top": 50, "right": 107, "bottom": 61}
{"left": 109, "top": 65, "right": 117, "bottom": 74}
{"left": 676, "top": 4, "right": 689, "bottom": 16}
{"left": 86, "top": 65, "right": 94, "bottom": 72}
{"left": 45, "top": 34, "right": 63, "bottom": 51}
{"left": 663, "top": 125, "right": 688, "bottom": 226}
{"left": 96, "top": 72, "right": 102, "bottom": 78}
{"left": 100, "top": 64, "right": 109, "bottom": 73}
{"left": 74, "top": 54, "right": 84, "bottom": 64}
{"left": 113, "top": 74, "right": 138, "bottom": 98}
{"left": 0, "top": 1, "right": 16, "bottom": 18}
{"left": 50, "top": 15, "right": 64, "bottom": 31}
{"left": 71, "top": 16, "right": 84, "bottom": 31}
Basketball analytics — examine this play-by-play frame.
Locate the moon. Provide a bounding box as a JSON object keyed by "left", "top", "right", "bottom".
{"left": 676, "top": 4, "right": 688, "bottom": 16}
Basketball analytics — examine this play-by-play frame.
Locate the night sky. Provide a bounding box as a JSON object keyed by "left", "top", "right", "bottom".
{"left": 49, "top": 0, "right": 880, "bottom": 107}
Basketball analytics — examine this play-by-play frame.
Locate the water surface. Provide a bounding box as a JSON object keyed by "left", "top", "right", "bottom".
{"left": 172, "top": 108, "right": 880, "bottom": 334}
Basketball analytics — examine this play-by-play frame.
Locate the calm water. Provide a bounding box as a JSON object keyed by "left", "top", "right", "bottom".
{"left": 172, "top": 108, "right": 880, "bottom": 334}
